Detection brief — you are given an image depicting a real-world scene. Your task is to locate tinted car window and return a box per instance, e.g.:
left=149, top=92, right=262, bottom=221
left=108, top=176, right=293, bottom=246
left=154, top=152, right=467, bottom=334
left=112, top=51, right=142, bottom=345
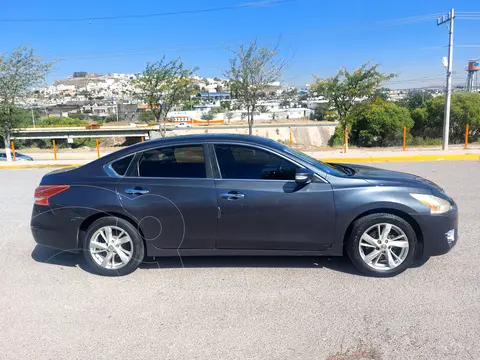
left=138, top=145, right=206, bottom=178
left=214, top=144, right=298, bottom=180
left=110, top=155, right=134, bottom=176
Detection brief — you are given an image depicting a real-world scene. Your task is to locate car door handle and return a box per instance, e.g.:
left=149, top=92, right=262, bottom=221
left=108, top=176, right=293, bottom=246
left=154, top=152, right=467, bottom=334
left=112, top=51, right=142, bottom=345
left=220, top=192, right=245, bottom=200
left=125, top=188, right=149, bottom=195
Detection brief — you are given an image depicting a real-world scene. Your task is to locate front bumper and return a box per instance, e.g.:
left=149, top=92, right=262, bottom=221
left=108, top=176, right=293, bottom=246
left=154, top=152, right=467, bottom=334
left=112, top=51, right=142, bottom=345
left=411, top=207, right=458, bottom=257
left=31, top=205, right=81, bottom=252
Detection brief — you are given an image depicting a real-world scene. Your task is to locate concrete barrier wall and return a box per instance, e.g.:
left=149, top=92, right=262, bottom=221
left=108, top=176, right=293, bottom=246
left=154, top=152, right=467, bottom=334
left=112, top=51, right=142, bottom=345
left=149, top=125, right=336, bottom=147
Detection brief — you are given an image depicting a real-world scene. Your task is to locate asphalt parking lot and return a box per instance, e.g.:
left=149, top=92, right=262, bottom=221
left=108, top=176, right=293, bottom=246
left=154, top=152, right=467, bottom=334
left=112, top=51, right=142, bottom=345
left=0, top=162, right=479, bottom=360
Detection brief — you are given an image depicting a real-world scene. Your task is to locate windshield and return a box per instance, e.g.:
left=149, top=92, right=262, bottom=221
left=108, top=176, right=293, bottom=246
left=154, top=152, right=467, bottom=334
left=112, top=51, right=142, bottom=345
left=274, top=142, right=346, bottom=176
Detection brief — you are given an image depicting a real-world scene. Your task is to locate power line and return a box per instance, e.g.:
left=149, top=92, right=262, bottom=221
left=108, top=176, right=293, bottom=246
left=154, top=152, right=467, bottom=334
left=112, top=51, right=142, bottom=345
left=369, top=13, right=443, bottom=27
left=0, top=0, right=295, bottom=23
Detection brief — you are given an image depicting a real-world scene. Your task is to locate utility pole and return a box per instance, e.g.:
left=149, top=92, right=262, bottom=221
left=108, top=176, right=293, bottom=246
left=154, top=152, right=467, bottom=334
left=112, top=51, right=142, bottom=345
left=437, top=9, right=455, bottom=151
left=31, top=108, right=36, bottom=127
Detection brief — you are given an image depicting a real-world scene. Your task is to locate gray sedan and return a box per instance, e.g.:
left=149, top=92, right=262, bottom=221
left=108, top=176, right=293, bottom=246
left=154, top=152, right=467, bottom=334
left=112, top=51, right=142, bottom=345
left=30, top=134, right=458, bottom=277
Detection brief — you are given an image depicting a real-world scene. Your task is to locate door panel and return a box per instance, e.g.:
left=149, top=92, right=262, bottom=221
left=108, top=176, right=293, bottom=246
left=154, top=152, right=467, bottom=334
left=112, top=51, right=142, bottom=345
left=116, top=178, right=217, bottom=249
left=211, top=143, right=335, bottom=251
left=115, top=144, right=218, bottom=250
left=215, top=179, right=335, bottom=250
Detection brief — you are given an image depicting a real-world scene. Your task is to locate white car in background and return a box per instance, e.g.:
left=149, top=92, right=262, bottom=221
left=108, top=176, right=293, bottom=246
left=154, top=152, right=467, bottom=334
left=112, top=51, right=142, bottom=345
left=174, top=122, right=192, bottom=129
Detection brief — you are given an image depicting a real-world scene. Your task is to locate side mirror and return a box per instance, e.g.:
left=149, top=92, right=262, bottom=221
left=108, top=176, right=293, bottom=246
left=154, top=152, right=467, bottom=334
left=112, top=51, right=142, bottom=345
left=295, top=168, right=314, bottom=184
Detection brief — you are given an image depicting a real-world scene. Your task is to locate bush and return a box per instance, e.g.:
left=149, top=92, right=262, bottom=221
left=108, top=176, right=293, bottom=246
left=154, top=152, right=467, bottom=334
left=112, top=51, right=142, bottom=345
left=415, top=93, right=480, bottom=143
left=348, top=99, right=413, bottom=147
left=36, top=117, right=88, bottom=127
left=73, top=138, right=97, bottom=148
left=68, top=112, right=87, bottom=120
left=328, top=125, right=345, bottom=147
left=407, top=136, right=442, bottom=146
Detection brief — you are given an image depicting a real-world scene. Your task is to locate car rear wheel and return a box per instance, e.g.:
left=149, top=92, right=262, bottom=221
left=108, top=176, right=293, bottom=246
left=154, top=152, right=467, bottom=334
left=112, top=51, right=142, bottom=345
left=346, top=213, right=417, bottom=277
left=83, top=217, right=145, bottom=276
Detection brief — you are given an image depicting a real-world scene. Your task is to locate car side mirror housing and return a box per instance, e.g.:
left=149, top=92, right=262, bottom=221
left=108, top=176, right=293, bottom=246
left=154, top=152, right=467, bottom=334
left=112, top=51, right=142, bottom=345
left=295, top=168, right=314, bottom=184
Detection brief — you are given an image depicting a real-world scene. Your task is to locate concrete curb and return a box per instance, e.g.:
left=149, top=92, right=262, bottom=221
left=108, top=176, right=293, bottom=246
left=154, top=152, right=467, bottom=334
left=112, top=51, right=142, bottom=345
left=0, top=153, right=478, bottom=169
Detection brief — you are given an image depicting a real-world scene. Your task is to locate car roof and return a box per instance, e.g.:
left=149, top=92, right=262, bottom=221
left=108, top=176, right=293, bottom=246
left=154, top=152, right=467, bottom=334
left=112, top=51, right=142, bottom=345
left=153, top=133, right=272, bottom=144
left=131, top=133, right=273, bottom=150
left=92, top=134, right=274, bottom=166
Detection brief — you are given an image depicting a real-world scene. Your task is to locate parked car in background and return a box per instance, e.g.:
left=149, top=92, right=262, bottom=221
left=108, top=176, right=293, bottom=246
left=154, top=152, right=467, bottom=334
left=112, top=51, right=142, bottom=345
left=31, top=134, right=458, bottom=277
left=86, top=123, right=100, bottom=129
left=175, top=122, right=192, bottom=128
left=0, top=151, right=33, bottom=161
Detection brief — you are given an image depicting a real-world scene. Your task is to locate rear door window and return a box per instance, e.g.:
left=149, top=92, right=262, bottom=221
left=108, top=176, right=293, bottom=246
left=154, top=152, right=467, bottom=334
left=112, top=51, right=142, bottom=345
left=138, top=145, right=206, bottom=178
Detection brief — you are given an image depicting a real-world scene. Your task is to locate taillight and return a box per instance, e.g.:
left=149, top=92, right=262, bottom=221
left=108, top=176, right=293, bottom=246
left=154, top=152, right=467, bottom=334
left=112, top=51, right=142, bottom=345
left=34, top=185, right=70, bottom=206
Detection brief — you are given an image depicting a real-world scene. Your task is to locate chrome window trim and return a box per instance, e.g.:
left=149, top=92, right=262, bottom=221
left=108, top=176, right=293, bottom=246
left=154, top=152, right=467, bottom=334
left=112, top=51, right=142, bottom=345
left=121, top=176, right=215, bottom=180
left=103, top=140, right=328, bottom=184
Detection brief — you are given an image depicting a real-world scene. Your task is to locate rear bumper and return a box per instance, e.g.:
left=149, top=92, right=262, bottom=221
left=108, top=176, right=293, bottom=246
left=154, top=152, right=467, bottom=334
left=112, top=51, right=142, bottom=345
left=411, top=207, right=458, bottom=257
left=31, top=205, right=81, bottom=252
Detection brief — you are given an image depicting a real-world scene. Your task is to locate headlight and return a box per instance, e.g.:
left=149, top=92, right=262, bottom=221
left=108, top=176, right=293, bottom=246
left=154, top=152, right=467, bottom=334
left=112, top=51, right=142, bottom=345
left=410, top=193, right=452, bottom=214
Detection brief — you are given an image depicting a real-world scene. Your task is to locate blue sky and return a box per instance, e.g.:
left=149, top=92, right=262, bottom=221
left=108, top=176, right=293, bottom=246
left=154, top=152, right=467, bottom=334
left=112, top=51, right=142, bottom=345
left=1, top=0, right=478, bottom=88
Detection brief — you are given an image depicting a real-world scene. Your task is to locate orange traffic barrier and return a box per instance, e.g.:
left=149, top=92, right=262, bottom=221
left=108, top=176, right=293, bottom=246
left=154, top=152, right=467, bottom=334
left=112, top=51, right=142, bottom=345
left=403, top=126, right=407, bottom=151
left=52, top=140, right=57, bottom=160
left=96, top=139, right=100, bottom=159
left=10, top=141, right=16, bottom=161
left=289, top=130, right=293, bottom=148
left=465, top=124, right=469, bottom=149
left=141, top=136, right=144, bottom=142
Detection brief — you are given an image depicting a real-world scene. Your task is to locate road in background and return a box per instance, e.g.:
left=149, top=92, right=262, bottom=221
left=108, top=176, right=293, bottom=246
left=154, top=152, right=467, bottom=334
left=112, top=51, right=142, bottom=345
left=0, top=162, right=479, bottom=359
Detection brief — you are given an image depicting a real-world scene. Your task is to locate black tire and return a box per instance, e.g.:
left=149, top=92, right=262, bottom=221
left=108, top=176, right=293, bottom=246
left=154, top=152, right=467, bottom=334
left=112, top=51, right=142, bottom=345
left=83, top=216, right=145, bottom=276
left=346, top=213, right=417, bottom=277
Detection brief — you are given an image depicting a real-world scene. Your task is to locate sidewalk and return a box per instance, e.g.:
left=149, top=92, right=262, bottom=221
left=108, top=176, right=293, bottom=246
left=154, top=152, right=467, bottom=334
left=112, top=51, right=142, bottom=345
left=1, top=146, right=479, bottom=169
left=309, top=146, right=480, bottom=162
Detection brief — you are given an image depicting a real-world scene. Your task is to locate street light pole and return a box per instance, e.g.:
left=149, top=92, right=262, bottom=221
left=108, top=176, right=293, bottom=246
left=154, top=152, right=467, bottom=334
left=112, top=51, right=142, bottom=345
left=437, top=9, right=455, bottom=151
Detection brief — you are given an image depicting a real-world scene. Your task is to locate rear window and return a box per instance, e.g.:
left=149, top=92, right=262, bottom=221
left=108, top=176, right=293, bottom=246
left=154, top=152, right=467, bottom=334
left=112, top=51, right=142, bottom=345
left=138, top=145, right=206, bottom=178
left=110, top=155, right=134, bottom=176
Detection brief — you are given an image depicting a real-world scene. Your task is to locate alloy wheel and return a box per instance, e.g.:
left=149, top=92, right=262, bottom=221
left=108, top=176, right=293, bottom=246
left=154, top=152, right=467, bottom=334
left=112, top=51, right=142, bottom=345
left=358, top=223, right=409, bottom=271
left=89, top=226, right=133, bottom=270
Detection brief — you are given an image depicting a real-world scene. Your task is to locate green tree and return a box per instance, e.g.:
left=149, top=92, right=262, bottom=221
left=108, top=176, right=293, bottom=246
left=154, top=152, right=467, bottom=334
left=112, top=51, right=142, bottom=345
left=0, top=46, right=55, bottom=160
left=419, top=93, right=480, bottom=143
left=310, top=103, right=328, bottom=121
left=133, top=57, right=198, bottom=137
left=138, top=110, right=156, bottom=123
left=220, top=100, right=231, bottom=111
left=225, top=111, right=234, bottom=125
left=410, top=107, right=428, bottom=137
left=201, top=111, right=214, bottom=121
left=311, top=62, right=396, bottom=151
left=225, top=40, right=289, bottom=135
left=256, top=105, right=269, bottom=114
left=372, top=87, right=391, bottom=101
left=398, top=91, right=433, bottom=111
left=331, top=99, right=413, bottom=147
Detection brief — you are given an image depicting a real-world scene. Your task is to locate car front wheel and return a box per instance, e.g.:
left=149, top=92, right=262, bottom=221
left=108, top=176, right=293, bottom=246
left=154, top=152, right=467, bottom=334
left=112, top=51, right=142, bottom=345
left=83, top=217, right=145, bottom=276
left=346, top=213, right=417, bottom=277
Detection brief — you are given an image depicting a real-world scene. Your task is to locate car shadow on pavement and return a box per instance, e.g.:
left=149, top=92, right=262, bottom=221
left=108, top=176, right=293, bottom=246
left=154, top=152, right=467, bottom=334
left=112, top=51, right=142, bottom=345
left=140, top=255, right=360, bottom=273
left=31, top=245, right=82, bottom=268
left=31, top=245, right=430, bottom=277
